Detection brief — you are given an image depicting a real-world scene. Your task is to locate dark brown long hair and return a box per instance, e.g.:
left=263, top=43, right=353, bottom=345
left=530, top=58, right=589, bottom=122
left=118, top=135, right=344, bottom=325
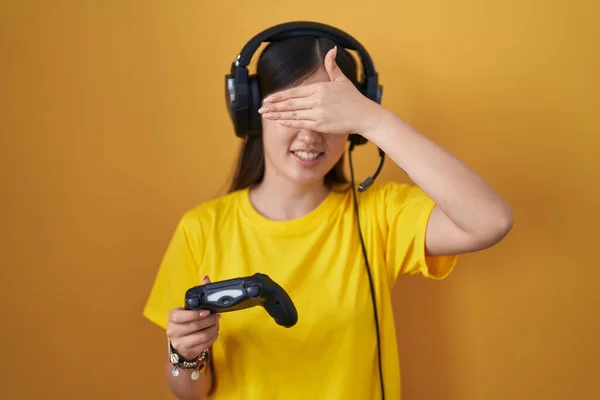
left=227, top=37, right=360, bottom=193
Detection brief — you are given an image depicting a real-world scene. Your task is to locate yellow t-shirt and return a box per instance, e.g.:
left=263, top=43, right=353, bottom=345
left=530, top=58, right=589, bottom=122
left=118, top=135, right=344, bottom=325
left=143, top=181, right=457, bottom=399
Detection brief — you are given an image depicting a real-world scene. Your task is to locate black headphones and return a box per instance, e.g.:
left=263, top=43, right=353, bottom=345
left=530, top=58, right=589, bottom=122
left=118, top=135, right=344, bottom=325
left=224, top=22, right=387, bottom=399
left=224, top=20, right=383, bottom=148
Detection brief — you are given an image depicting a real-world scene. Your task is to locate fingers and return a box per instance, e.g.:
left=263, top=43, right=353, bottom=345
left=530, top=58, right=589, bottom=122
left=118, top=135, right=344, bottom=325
left=324, top=45, right=339, bottom=82
left=170, top=323, right=220, bottom=359
left=276, top=120, right=318, bottom=130
left=259, top=97, right=315, bottom=114
left=168, top=274, right=214, bottom=328
left=168, top=313, right=220, bottom=338
left=183, top=332, right=220, bottom=356
left=325, top=45, right=347, bottom=83
left=167, top=275, right=220, bottom=359
left=176, top=323, right=220, bottom=350
left=169, top=307, right=206, bottom=325
left=261, top=109, right=315, bottom=122
left=262, top=84, right=317, bottom=104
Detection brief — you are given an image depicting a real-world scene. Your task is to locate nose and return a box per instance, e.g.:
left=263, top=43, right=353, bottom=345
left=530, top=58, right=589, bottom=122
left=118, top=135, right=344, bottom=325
left=298, top=130, right=323, bottom=144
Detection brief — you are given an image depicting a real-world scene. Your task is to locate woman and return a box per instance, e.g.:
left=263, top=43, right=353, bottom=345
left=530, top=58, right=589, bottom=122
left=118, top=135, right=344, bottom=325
left=143, top=35, right=513, bottom=399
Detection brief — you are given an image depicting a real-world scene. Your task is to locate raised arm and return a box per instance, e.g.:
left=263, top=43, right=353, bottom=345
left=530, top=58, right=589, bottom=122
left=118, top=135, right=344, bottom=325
left=363, top=111, right=513, bottom=256
left=258, top=45, right=513, bottom=256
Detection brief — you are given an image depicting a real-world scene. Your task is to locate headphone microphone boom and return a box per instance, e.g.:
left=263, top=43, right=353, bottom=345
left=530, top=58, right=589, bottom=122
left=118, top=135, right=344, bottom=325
left=355, top=145, right=386, bottom=192
left=224, top=21, right=387, bottom=399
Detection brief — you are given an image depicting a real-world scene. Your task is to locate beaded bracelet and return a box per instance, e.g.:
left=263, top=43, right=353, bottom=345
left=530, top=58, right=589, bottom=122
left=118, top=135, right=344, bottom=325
left=168, top=339, right=210, bottom=381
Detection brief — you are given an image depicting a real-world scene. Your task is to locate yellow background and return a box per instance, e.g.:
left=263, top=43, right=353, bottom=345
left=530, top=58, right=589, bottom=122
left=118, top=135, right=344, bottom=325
left=2, top=1, right=598, bottom=399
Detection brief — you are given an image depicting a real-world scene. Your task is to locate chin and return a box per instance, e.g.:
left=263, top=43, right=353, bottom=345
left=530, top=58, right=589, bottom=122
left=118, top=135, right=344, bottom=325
left=284, top=152, right=333, bottom=185
left=287, top=172, right=326, bottom=186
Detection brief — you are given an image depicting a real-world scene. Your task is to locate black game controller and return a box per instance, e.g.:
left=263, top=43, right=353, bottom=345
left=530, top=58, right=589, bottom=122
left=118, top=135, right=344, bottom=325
left=184, top=273, right=298, bottom=328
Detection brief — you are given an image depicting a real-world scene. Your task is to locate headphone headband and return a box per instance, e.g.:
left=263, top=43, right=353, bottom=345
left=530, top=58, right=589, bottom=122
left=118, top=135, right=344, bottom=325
left=232, top=21, right=377, bottom=80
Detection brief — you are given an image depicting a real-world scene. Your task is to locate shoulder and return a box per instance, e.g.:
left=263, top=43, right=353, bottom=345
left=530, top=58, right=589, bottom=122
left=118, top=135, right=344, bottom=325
left=176, top=189, right=246, bottom=234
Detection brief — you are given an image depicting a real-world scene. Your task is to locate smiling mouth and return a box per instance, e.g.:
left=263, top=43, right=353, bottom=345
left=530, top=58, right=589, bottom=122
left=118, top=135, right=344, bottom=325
left=290, top=150, right=324, bottom=161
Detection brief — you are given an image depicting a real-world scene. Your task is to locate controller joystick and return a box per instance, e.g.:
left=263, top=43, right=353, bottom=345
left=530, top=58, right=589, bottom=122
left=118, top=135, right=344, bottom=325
left=184, top=273, right=298, bottom=328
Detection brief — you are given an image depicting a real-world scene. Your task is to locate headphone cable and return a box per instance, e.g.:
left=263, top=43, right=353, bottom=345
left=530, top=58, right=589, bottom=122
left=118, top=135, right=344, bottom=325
left=348, top=142, right=385, bottom=400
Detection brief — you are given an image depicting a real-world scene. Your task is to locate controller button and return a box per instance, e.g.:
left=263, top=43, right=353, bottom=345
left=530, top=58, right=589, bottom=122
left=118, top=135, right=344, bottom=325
left=187, top=298, right=200, bottom=308
left=247, top=285, right=260, bottom=299
left=219, top=296, right=234, bottom=306
left=207, top=289, right=243, bottom=302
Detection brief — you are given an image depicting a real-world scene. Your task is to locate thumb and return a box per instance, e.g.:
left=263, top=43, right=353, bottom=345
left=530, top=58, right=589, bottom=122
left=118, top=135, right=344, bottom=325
left=201, top=275, right=211, bottom=285
left=325, top=46, right=347, bottom=82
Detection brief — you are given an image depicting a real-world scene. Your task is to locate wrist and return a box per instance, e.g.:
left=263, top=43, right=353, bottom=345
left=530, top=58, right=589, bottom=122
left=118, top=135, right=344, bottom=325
left=359, top=107, right=398, bottom=144
left=168, top=339, right=210, bottom=381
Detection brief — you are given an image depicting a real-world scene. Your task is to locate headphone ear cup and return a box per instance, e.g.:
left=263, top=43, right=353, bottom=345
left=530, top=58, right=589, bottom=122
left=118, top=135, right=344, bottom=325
left=224, top=74, right=239, bottom=135
left=225, top=73, right=252, bottom=139
left=248, top=75, right=262, bottom=137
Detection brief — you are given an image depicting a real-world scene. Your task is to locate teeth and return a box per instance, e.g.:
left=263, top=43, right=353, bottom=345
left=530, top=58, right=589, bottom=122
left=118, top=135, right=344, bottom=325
left=293, top=151, right=320, bottom=161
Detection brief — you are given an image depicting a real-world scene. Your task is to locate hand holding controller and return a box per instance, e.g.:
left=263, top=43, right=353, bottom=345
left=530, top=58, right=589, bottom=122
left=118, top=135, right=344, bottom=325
left=184, top=273, right=298, bottom=328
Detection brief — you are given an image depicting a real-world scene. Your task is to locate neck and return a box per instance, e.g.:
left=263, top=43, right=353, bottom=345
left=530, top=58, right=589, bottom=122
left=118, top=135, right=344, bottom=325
left=249, top=175, right=330, bottom=221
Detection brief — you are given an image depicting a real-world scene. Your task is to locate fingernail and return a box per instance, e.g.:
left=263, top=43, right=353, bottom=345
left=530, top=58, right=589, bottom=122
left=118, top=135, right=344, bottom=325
left=199, top=310, right=210, bottom=318
left=263, top=95, right=274, bottom=103
left=258, top=107, right=269, bottom=113
left=202, top=275, right=209, bottom=281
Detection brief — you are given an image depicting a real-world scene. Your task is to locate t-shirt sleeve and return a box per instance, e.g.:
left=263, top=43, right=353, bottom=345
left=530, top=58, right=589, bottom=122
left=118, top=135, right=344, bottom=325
left=381, top=182, right=458, bottom=286
left=142, top=214, right=203, bottom=330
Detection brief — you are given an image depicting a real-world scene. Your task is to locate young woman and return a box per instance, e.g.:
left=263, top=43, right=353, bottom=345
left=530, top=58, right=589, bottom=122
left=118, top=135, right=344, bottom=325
left=143, top=35, right=513, bottom=400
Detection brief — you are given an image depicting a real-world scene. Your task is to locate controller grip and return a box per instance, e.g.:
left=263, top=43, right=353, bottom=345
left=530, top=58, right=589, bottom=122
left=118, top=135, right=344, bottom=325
left=258, top=275, right=298, bottom=328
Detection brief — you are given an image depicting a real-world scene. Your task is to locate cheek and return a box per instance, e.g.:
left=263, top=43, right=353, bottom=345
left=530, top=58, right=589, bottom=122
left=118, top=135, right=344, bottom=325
left=261, top=120, right=297, bottom=158
left=325, top=135, right=349, bottom=158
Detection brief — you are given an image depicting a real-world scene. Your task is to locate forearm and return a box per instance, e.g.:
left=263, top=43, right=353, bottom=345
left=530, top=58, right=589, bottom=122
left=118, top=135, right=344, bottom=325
left=164, top=354, right=213, bottom=400
left=365, top=110, right=513, bottom=236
